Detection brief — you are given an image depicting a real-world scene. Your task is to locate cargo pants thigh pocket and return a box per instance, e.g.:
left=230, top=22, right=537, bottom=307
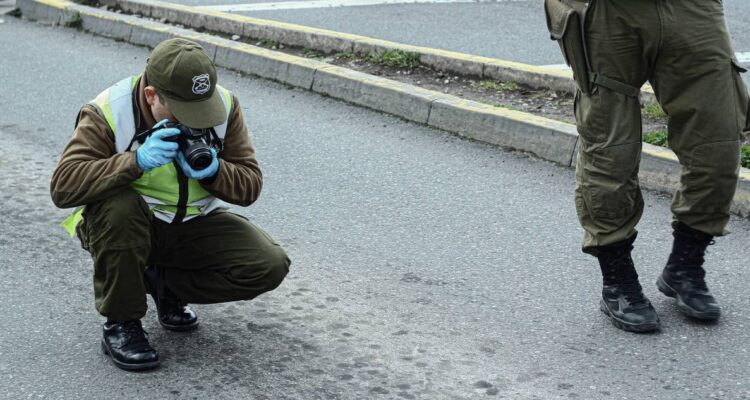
left=544, top=0, right=592, bottom=94
left=730, top=58, right=750, bottom=139
left=575, top=89, right=609, bottom=144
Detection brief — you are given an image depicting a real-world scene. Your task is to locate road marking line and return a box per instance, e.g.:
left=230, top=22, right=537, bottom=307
left=198, top=0, right=527, bottom=12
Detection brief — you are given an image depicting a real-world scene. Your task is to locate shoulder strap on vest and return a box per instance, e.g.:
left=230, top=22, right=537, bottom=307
left=89, top=76, right=139, bottom=152
left=213, top=85, right=233, bottom=140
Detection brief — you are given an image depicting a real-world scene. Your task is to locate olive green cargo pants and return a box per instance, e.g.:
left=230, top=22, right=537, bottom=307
left=77, top=188, right=290, bottom=321
left=573, top=0, right=749, bottom=254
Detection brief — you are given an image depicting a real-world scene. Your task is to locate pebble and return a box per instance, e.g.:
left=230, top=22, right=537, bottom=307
left=231, top=34, right=240, bottom=41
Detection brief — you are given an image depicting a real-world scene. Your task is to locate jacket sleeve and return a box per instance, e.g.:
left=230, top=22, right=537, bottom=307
left=199, top=95, right=263, bottom=206
left=50, top=105, right=144, bottom=208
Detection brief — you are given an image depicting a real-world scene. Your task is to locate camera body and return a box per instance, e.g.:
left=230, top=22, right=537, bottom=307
left=162, top=122, right=214, bottom=171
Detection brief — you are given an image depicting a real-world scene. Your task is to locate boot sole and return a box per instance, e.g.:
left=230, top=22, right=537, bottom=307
left=656, top=276, right=721, bottom=321
left=101, top=340, right=161, bottom=371
left=599, top=300, right=661, bottom=333
left=160, top=319, right=199, bottom=332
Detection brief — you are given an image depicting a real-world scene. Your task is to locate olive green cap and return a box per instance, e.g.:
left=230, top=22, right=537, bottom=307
left=145, top=38, right=226, bottom=129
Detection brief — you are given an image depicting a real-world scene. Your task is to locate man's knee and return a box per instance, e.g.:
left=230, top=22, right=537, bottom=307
left=259, top=245, right=290, bottom=292
left=83, top=188, right=151, bottom=249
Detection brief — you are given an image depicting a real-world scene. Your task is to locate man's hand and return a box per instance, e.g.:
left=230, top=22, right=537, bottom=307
left=136, top=119, right=181, bottom=171
left=177, top=148, right=220, bottom=180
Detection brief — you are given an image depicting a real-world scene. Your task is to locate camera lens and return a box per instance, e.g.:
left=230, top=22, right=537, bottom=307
left=185, top=144, right=213, bottom=171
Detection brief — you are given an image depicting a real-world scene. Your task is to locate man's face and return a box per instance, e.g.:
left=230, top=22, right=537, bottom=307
left=144, top=86, right=176, bottom=123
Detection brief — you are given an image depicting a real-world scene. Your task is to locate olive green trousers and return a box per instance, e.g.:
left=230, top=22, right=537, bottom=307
left=573, top=0, right=749, bottom=254
left=77, top=188, right=290, bottom=321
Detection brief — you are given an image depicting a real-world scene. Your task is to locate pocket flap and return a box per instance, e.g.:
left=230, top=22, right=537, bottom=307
left=731, top=57, right=748, bottom=73
left=544, top=0, right=576, bottom=40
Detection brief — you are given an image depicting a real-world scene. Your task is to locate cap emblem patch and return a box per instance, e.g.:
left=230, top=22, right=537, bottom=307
left=192, top=74, right=211, bottom=95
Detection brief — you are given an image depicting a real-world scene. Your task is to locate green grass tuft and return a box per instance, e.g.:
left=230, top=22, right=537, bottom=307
left=473, top=80, right=519, bottom=91
left=643, top=103, right=666, bottom=119
left=260, top=38, right=279, bottom=48
left=741, top=146, right=750, bottom=169
left=333, top=51, right=355, bottom=60
left=368, top=50, right=420, bottom=69
left=64, top=12, right=83, bottom=28
left=643, top=129, right=668, bottom=147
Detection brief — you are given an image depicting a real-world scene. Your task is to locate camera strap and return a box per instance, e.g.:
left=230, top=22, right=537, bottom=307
left=125, top=128, right=155, bottom=152
left=207, top=127, right=223, bottom=154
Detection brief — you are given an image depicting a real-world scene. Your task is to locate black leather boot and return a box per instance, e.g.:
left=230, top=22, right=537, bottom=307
left=144, top=266, right=199, bottom=331
left=101, top=320, right=160, bottom=371
left=597, top=235, right=660, bottom=333
left=656, top=223, right=721, bottom=320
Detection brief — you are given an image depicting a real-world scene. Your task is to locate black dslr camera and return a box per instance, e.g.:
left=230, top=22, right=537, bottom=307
left=130, top=122, right=221, bottom=171
left=161, top=122, right=214, bottom=171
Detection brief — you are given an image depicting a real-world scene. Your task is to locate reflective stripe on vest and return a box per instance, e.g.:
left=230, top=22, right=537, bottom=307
left=61, top=76, right=233, bottom=236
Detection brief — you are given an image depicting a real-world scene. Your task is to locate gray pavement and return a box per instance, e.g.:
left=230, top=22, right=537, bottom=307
left=2, top=16, right=750, bottom=400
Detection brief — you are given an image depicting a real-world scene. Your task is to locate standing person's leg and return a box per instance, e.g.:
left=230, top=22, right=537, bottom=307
left=148, top=210, right=290, bottom=308
left=649, top=0, right=748, bottom=320
left=572, top=0, right=660, bottom=332
left=78, top=188, right=159, bottom=371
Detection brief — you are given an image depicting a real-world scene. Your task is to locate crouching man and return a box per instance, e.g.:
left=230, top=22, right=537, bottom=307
left=50, top=38, right=290, bottom=371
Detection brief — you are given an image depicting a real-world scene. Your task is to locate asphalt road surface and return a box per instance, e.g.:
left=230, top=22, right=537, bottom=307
left=2, top=16, right=750, bottom=400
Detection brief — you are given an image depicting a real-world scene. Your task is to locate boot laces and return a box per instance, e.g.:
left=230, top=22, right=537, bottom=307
left=121, top=320, right=150, bottom=348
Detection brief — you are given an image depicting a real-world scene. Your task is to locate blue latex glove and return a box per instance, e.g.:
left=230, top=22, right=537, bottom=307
left=177, top=148, right=220, bottom=180
left=136, top=119, right=181, bottom=171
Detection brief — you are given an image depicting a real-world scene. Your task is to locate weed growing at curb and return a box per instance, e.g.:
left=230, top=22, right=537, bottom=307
left=474, top=80, right=518, bottom=92
left=368, top=50, right=420, bottom=69
left=333, top=51, right=355, bottom=60
left=643, top=102, right=666, bottom=119
left=742, top=147, right=750, bottom=169
left=643, top=129, right=668, bottom=147
left=254, top=38, right=280, bottom=49
left=7, top=8, right=22, bottom=18
left=64, top=12, right=82, bottom=28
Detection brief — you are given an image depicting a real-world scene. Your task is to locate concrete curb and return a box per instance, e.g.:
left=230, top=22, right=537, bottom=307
left=16, top=0, right=750, bottom=218
left=100, top=0, right=657, bottom=103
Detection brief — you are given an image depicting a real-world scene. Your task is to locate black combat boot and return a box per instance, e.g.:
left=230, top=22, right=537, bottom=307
left=597, top=235, right=660, bottom=333
left=101, top=320, right=160, bottom=371
left=144, top=266, right=199, bottom=331
left=656, top=222, right=721, bottom=320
